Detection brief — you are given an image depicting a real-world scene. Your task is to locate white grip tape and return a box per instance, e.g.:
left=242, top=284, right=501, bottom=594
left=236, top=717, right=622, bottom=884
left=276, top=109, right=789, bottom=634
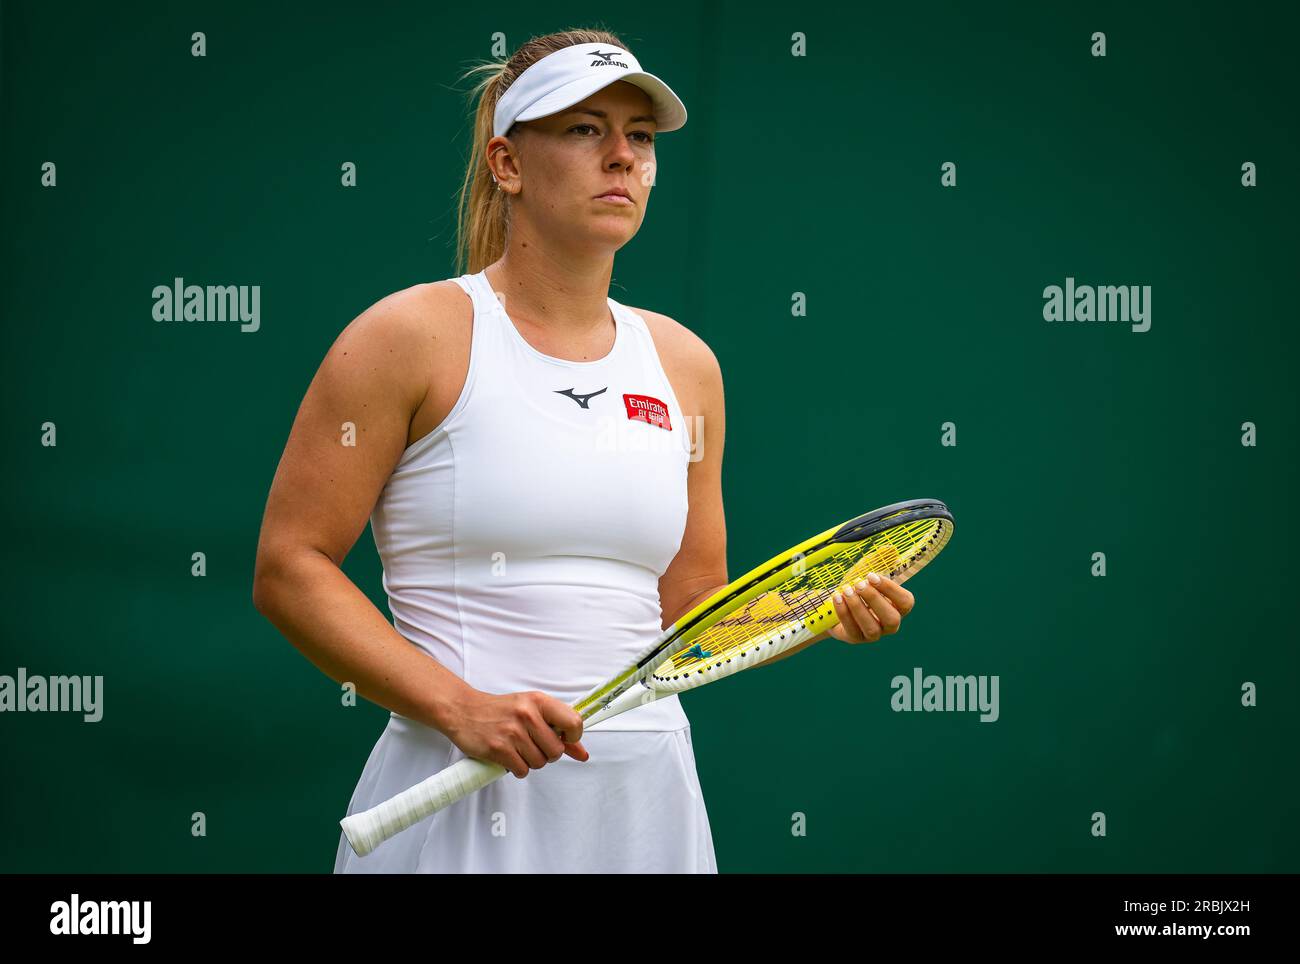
left=340, top=756, right=506, bottom=857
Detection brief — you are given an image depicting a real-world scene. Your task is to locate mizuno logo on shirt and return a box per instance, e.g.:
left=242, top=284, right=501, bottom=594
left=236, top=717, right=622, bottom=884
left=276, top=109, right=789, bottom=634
left=554, top=387, right=608, bottom=409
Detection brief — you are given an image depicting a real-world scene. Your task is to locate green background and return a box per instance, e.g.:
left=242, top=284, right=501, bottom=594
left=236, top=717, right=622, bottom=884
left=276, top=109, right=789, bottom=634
left=2, top=1, right=1296, bottom=873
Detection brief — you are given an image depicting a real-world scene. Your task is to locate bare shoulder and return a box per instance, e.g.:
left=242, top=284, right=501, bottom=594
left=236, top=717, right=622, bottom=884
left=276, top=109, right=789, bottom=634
left=335, top=279, right=469, bottom=358
left=625, top=305, right=723, bottom=418
left=629, top=305, right=720, bottom=374
left=321, top=279, right=473, bottom=445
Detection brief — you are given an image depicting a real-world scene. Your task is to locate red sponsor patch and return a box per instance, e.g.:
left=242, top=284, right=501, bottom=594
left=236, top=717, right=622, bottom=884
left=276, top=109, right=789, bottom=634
left=623, top=393, right=672, bottom=431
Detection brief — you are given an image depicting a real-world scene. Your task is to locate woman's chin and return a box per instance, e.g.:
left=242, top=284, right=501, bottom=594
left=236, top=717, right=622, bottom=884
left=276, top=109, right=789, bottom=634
left=585, top=222, right=640, bottom=248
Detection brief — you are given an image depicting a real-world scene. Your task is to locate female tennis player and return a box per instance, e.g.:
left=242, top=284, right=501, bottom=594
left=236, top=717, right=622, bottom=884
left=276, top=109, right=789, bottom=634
left=252, top=27, right=917, bottom=873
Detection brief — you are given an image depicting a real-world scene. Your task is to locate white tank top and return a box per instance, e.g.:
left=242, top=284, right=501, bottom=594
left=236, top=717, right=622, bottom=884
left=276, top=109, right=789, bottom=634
left=369, top=269, right=692, bottom=730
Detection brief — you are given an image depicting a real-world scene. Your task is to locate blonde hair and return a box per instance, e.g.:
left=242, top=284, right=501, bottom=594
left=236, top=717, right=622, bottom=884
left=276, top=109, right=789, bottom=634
left=453, top=27, right=630, bottom=276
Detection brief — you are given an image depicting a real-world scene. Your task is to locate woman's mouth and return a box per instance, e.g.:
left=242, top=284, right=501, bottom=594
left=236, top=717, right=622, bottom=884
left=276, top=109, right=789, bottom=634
left=595, top=193, right=633, bottom=205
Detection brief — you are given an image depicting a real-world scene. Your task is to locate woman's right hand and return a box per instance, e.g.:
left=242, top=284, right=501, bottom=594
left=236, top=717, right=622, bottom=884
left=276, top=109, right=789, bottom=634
left=443, top=688, right=589, bottom=778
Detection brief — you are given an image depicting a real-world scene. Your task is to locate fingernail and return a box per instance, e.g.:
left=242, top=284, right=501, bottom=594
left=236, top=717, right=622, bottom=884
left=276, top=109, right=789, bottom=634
left=868, top=571, right=881, bottom=585
left=844, top=586, right=856, bottom=597
left=833, top=592, right=843, bottom=605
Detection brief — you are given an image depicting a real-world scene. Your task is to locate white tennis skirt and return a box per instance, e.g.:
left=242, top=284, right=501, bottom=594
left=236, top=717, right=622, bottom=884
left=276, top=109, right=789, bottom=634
left=333, top=713, right=718, bottom=873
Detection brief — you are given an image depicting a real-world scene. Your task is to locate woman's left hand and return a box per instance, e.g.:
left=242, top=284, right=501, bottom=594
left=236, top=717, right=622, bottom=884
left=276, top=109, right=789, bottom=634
left=829, top=572, right=915, bottom=644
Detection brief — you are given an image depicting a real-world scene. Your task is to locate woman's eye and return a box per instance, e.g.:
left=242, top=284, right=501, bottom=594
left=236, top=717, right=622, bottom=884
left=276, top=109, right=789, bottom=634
left=569, top=125, right=653, bottom=144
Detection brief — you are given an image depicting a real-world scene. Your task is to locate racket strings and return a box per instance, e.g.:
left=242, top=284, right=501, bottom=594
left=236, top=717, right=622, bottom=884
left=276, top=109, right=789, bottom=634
left=659, top=517, right=951, bottom=678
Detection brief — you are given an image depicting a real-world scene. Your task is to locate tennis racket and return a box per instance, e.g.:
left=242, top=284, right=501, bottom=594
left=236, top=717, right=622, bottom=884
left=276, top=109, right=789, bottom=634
left=340, top=497, right=955, bottom=857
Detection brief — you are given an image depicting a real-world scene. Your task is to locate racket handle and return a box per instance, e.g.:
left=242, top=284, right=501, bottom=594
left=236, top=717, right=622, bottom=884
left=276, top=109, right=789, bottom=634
left=340, top=756, right=506, bottom=857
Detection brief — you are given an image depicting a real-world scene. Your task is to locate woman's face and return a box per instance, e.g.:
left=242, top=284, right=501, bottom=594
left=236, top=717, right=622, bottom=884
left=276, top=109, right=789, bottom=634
left=495, top=81, right=659, bottom=254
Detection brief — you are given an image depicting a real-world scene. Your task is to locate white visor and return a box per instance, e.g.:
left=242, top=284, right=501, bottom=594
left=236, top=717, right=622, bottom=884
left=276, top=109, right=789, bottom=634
left=493, top=42, right=687, bottom=139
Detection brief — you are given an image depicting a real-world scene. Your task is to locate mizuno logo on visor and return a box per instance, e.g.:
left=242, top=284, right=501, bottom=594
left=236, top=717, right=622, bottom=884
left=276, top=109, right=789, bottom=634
left=589, top=50, right=628, bottom=67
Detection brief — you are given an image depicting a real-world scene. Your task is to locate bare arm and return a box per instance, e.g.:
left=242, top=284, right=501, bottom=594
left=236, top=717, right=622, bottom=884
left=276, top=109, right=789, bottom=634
left=252, top=286, right=472, bottom=729
left=654, top=336, right=823, bottom=668
left=652, top=326, right=890, bottom=671
left=253, top=285, right=584, bottom=777
left=657, top=332, right=729, bottom=630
